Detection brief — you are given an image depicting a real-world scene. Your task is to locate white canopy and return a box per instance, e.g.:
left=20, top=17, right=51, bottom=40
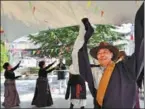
left=1, top=1, right=143, bottom=42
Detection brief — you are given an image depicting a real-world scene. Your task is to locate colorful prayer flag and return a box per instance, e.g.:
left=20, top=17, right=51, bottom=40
left=32, top=6, right=36, bottom=14
left=101, top=10, right=104, bottom=17
left=87, top=1, right=91, bottom=8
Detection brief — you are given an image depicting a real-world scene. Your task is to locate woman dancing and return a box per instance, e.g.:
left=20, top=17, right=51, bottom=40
left=31, top=60, right=57, bottom=107
left=2, top=61, right=21, bottom=108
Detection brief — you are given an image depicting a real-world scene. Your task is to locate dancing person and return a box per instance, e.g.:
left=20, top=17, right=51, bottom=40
left=79, top=3, right=144, bottom=108
left=65, top=17, right=94, bottom=109
left=31, top=60, right=57, bottom=107
left=65, top=65, right=86, bottom=109
left=2, top=61, right=22, bottom=108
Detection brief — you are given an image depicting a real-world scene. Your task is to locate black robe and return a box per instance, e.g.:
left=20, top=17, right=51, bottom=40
left=31, top=63, right=55, bottom=107
left=65, top=75, right=86, bottom=99
left=79, top=3, right=144, bottom=108
left=78, top=18, right=95, bottom=96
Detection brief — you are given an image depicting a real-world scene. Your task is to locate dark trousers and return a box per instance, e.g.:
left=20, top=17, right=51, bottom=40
left=93, top=89, right=101, bottom=109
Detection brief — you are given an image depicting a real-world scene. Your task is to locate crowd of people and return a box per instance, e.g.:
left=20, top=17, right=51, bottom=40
left=1, top=3, right=144, bottom=109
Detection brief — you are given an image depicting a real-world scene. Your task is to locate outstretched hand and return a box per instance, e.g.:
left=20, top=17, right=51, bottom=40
left=82, top=18, right=89, bottom=30
left=81, top=18, right=94, bottom=32
left=82, top=18, right=88, bottom=24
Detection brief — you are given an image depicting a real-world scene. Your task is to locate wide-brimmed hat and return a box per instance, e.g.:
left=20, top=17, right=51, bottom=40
left=90, top=42, right=119, bottom=61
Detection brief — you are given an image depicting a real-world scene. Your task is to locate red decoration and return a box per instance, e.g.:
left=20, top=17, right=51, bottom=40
left=130, top=35, right=134, bottom=40
left=101, top=10, right=104, bottom=17
left=0, top=29, right=4, bottom=33
left=76, top=84, right=82, bottom=98
left=32, top=6, right=36, bottom=14
left=0, top=27, right=4, bottom=33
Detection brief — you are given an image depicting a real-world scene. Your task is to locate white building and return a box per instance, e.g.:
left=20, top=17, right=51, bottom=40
left=9, top=35, right=41, bottom=67
left=111, top=23, right=135, bottom=56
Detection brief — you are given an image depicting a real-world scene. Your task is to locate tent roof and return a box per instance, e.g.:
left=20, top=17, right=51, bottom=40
left=1, top=1, right=143, bottom=42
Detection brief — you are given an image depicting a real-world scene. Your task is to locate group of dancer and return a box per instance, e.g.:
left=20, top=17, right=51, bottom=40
left=2, top=60, right=56, bottom=108
left=2, top=3, right=144, bottom=109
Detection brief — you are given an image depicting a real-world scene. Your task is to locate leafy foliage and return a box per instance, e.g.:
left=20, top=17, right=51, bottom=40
left=88, top=24, right=123, bottom=48
left=0, top=40, right=9, bottom=72
left=28, top=25, right=124, bottom=65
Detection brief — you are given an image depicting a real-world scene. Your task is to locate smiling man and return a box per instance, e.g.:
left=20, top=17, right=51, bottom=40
left=86, top=3, right=144, bottom=108
left=90, top=42, right=119, bottom=108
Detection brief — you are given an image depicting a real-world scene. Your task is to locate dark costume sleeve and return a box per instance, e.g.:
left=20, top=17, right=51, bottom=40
left=38, top=67, right=56, bottom=77
left=44, top=62, right=55, bottom=70
left=82, top=18, right=94, bottom=43
left=122, top=3, right=144, bottom=80
left=4, top=71, right=21, bottom=80
left=78, top=18, right=95, bottom=97
left=11, top=62, right=20, bottom=71
left=46, top=67, right=56, bottom=73
left=14, top=76, right=21, bottom=79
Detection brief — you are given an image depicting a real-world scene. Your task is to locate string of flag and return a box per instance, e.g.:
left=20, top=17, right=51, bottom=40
left=28, top=1, right=51, bottom=30
left=86, top=1, right=105, bottom=17
left=87, top=0, right=91, bottom=8
left=28, top=1, right=36, bottom=15
left=28, top=1, right=41, bottom=32
left=9, top=46, right=71, bottom=55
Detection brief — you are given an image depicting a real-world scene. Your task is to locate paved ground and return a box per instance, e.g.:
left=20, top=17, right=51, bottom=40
left=1, top=79, right=144, bottom=108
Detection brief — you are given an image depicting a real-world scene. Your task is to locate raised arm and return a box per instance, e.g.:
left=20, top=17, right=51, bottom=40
left=71, top=21, right=86, bottom=74
left=134, top=3, right=144, bottom=78
left=82, top=18, right=94, bottom=43
left=44, top=61, right=56, bottom=70
left=11, top=61, right=21, bottom=71
left=4, top=71, right=21, bottom=80
left=46, top=67, right=56, bottom=73
left=123, top=3, right=144, bottom=79
left=74, top=18, right=94, bottom=96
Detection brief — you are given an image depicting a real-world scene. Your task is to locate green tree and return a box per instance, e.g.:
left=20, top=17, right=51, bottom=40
left=28, top=25, right=124, bottom=65
left=29, top=26, right=79, bottom=65
left=0, top=40, right=9, bottom=72
left=88, top=24, right=123, bottom=48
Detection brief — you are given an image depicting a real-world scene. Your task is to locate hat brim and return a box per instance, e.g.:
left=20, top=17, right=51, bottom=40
left=90, top=45, right=119, bottom=61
